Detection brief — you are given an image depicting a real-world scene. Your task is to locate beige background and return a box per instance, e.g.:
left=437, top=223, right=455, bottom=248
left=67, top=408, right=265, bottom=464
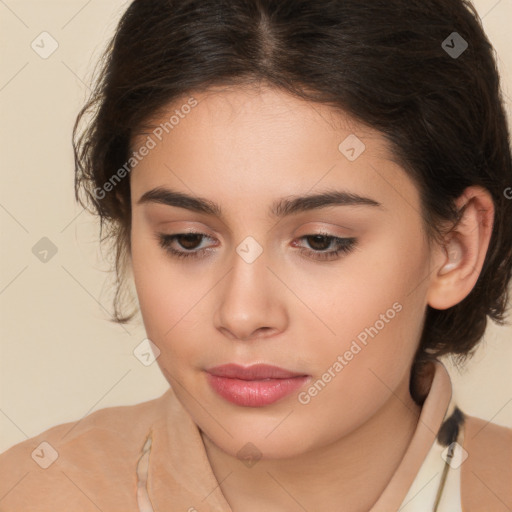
left=1, top=0, right=511, bottom=454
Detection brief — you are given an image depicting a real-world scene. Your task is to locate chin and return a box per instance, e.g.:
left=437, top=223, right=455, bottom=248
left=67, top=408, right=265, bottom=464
left=201, top=419, right=319, bottom=461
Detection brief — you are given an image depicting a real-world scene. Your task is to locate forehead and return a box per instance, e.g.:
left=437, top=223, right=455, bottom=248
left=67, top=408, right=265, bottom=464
left=129, top=85, right=421, bottom=221
left=131, top=84, right=392, bottom=158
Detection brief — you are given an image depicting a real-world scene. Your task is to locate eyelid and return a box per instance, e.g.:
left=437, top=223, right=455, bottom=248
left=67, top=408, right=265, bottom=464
left=293, top=222, right=355, bottom=239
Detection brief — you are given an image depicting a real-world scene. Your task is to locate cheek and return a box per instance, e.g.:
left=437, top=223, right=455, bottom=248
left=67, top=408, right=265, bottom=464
left=131, top=231, right=177, bottom=334
left=130, top=230, right=211, bottom=374
left=298, top=228, right=429, bottom=393
left=299, top=227, right=427, bottom=343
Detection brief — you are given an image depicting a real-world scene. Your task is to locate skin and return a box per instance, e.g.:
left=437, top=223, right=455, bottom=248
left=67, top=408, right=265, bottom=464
left=129, top=84, right=494, bottom=511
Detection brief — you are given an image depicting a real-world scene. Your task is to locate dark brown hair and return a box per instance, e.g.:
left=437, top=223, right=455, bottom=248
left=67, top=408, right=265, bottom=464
left=73, top=0, right=512, bottom=386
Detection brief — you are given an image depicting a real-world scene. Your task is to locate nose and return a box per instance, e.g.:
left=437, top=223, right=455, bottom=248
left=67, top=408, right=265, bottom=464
left=213, top=246, right=289, bottom=341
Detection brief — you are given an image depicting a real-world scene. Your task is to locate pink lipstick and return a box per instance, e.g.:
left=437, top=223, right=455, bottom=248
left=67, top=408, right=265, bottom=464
left=205, top=363, right=310, bottom=407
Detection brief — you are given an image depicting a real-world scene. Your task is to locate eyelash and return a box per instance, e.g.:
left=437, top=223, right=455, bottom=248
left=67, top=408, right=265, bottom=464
left=155, top=231, right=358, bottom=262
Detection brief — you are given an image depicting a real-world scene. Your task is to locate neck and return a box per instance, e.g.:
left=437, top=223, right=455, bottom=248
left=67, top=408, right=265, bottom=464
left=201, top=370, right=422, bottom=512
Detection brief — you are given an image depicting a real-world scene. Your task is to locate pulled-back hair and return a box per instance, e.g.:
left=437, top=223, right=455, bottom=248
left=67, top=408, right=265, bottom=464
left=73, top=0, right=512, bottom=386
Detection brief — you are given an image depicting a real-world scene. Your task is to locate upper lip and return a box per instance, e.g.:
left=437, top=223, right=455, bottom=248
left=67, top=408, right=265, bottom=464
left=205, top=363, right=308, bottom=380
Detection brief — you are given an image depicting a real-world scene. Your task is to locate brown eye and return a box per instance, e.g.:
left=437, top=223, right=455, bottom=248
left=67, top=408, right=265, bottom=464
left=304, top=235, right=336, bottom=251
left=155, top=231, right=357, bottom=262
left=293, top=234, right=358, bottom=262
left=156, top=232, right=216, bottom=260
left=174, top=233, right=204, bottom=250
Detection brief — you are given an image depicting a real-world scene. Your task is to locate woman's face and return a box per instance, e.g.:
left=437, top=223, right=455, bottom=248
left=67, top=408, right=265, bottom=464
left=129, top=85, right=437, bottom=459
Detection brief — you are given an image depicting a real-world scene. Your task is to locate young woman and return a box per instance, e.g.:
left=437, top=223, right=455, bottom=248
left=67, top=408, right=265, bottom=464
left=1, top=0, right=511, bottom=510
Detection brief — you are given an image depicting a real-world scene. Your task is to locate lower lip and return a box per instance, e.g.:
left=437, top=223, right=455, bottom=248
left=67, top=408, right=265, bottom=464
left=205, top=373, right=310, bottom=407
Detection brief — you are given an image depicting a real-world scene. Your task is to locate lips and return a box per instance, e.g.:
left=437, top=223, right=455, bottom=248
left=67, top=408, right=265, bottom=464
left=204, top=363, right=311, bottom=407
left=206, top=363, right=308, bottom=380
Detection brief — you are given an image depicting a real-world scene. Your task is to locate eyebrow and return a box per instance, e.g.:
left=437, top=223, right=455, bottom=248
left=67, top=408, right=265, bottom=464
left=137, top=186, right=383, bottom=218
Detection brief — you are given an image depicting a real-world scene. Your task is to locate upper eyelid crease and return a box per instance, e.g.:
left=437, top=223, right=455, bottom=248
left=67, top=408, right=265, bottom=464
left=137, top=186, right=383, bottom=221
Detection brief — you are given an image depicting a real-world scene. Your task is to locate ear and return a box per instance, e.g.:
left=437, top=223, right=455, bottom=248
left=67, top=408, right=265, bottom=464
left=426, top=186, right=495, bottom=310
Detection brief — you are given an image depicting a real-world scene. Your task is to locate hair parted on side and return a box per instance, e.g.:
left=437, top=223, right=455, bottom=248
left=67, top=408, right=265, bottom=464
left=73, top=0, right=512, bottom=386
